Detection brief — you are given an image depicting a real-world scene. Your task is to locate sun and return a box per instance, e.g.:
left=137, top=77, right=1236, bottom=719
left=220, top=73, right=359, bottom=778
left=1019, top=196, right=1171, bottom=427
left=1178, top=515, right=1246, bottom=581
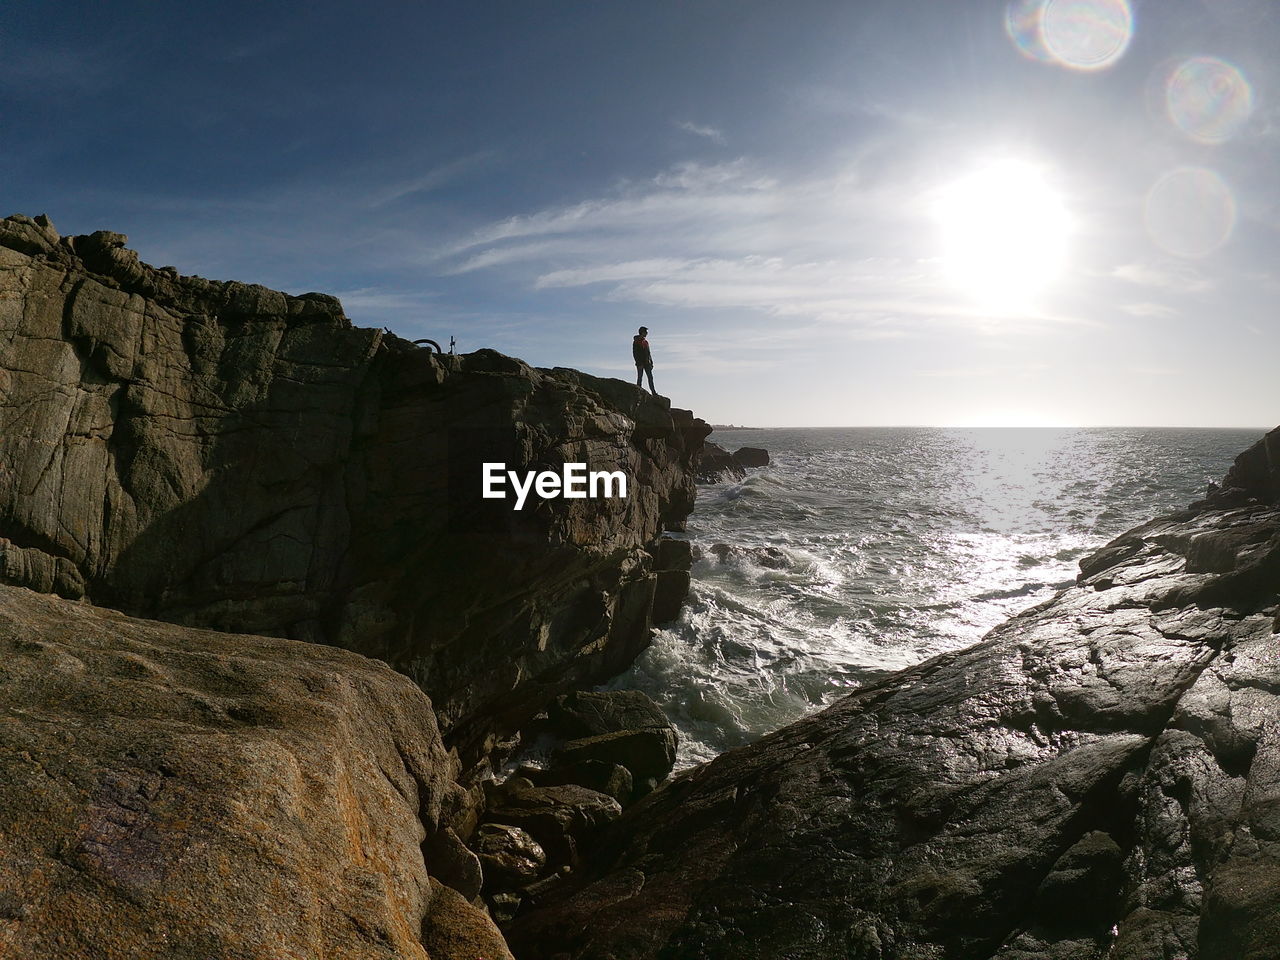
left=935, top=158, right=1071, bottom=312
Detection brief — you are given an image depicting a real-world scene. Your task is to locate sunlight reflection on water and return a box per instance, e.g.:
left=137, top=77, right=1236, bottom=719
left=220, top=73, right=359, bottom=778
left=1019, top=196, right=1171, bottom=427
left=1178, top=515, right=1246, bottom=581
left=615, top=427, right=1259, bottom=768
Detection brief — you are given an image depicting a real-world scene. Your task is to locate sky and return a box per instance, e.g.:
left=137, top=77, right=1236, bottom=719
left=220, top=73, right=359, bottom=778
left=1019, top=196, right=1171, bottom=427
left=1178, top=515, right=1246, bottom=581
left=2, top=0, right=1276, bottom=427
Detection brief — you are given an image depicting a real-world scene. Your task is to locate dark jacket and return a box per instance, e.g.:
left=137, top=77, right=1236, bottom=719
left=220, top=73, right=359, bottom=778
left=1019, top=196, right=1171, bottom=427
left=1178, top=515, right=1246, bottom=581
left=632, top=335, right=652, bottom=367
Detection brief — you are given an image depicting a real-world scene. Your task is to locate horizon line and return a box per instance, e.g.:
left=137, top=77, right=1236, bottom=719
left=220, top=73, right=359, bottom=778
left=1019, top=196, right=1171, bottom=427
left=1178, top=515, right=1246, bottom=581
left=707, top=423, right=1274, bottom=431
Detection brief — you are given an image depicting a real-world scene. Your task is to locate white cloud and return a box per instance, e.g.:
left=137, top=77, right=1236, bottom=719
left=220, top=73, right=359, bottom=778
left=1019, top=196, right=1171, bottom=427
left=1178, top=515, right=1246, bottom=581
left=433, top=157, right=1002, bottom=334
left=1110, top=260, right=1212, bottom=294
left=366, top=153, right=493, bottom=208
left=675, top=120, right=726, bottom=144
left=1120, top=301, right=1179, bottom=318
left=429, top=153, right=1107, bottom=351
left=331, top=287, right=441, bottom=314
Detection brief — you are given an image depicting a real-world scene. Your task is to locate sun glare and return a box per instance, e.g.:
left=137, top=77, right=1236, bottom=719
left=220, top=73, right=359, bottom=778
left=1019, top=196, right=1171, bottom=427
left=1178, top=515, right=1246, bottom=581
left=935, top=158, right=1071, bottom=312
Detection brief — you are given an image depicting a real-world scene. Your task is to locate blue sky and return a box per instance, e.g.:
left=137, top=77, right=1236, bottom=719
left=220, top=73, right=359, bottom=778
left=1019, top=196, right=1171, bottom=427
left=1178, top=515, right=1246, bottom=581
left=3, top=0, right=1276, bottom=427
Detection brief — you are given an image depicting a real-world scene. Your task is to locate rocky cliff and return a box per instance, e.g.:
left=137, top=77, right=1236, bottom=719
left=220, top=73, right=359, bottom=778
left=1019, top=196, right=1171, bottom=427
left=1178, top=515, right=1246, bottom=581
left=508, top=427, right=1280, bottom=960
left=0, top=214, right=709, bottom=765
left=5, top=212, right=1277, bottom=960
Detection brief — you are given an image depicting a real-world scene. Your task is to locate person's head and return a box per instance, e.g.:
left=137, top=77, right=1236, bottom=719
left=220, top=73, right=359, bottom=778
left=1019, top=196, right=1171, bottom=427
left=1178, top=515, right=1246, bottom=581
left=638, top=326, right=648, bottom=336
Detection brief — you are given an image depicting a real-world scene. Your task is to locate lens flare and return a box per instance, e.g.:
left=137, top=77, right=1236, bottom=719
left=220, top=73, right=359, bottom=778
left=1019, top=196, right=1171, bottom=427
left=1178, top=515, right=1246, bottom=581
left=1144, top=167, right=1236, bottom=258
left=1005, top=0, right=1054, bottom=62
left=1005, top=0, right=1133, bottom=71
left=1042, top=0, right=1133, bottom=70
left=1166, top=56, right=1254, bottom=144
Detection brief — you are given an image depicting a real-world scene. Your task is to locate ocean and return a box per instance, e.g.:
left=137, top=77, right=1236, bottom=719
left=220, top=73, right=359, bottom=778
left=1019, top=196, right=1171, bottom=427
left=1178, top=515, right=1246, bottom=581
left=616, top=426, right=1264, bottom=769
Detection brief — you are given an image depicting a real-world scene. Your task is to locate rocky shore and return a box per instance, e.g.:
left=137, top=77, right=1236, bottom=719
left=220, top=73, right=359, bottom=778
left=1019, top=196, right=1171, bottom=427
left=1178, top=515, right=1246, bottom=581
left=507, top=428, right=1280, bottom=960
left=0, top=214, right=705, bottom=957
left=2, top=214, right=1276, bottom=959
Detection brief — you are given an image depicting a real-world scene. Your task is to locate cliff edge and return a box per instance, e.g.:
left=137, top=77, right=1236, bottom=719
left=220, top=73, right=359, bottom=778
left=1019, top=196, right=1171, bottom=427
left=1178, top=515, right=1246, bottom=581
left=0, top=214, right=709, bottom=765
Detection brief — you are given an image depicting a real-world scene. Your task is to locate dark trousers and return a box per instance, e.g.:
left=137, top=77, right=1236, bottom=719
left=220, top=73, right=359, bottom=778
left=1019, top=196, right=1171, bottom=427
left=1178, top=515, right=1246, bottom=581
left=636, top=364, right=655, bottom=394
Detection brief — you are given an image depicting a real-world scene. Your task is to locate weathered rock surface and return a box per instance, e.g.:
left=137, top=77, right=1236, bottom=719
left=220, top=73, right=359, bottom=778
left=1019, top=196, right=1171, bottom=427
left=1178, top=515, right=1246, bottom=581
left=0, top=583, right=511, bottom=960
left=651, top=537, right=693, bottom=624
left=535, top=760, right=634, bottom=806
left=481, top=778, right=623, bottom=871
left=475, top=823, right=548, bottom=891
left=544, top=690, right=679, bottom=799
left=694, top=440, right=745, bottom=483
left=694, top=439, right=770, bottom=482
left=732, top=446, right=769, bottom=468
left=508, top=428, right=1280, bottom=960
left=0, top=214, right=710, bottom=764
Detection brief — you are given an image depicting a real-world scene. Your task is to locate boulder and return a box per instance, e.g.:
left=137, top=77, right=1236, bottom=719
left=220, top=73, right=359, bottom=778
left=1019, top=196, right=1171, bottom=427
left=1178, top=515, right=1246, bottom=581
left=480, top=779, right=622, bottom=869
left=474, top=823, right=547, bottom=891
left=542, top=690, right=679, bottom=795
left=732, top=446, right=770, bottom=468
left=552, top=730, right=678, bottom=798
left=655, top=537, right=693, bottom=572
left=0, top=583, right=510, bottom=960
left=546, top=689, right=673, bottom=741
left=651, top=569, right=691, bottom=623
left=539, top=759, right=634, bottom=806
left=695, top=441, right=746, bottom=483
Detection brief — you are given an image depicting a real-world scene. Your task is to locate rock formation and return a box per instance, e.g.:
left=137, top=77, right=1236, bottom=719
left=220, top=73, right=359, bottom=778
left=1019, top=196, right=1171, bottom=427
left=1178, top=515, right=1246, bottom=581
left=695, top=439, right=770, bottom=482
left=0, top=214, right=709, bottom=766
left=5, top=212, right=1276, bottom=960
left=0, top=583, right=512, bottom=959
left=507, top=427, right=1280, bottom=960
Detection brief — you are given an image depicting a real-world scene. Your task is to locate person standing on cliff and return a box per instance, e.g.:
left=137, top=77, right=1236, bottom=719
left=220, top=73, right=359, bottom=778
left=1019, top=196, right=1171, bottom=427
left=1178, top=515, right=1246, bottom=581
left=633, top=326, right=656, bottom=395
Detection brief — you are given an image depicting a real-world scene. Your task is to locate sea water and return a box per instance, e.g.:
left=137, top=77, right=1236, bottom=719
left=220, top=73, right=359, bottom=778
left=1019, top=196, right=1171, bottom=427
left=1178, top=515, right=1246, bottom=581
left=615, top=427, right=1264, bottom=769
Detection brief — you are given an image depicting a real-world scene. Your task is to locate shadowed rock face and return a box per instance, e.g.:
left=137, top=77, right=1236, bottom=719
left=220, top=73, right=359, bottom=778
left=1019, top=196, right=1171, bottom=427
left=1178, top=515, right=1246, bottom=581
left=0, top=214, right=709, bottom=763
left=507, top=427, right=1280, bottom=960
left=0, top=583, right=512, bottom=960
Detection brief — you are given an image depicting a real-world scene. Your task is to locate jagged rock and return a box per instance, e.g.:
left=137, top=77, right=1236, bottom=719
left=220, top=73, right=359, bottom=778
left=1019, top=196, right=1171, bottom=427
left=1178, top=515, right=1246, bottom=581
left=553, top=731, right=677, bottom=799
left=707, top=542, right=791, bottom=569
left=0, top=583, right=510, bottom=960
left=488, top=891, right=523, bottom=926
left=507, top=429, right=1280, bottom=960
left=0, top=214, right=709, bottom=766
left=652, top=537, right=693, bottom=623
left=421, top=881, right=515, bottom=960
left=695, top=441, right=746, bottom=483
left=539, top=760, right=635, bottom=806
left=652, top=567, right=690, bottom=623
left=474, top=824, right=547, bottom=891
left=694, top=440, right=770, bottom=482
left=424, top=826, right=485, bottom=902
left=481, top=779, right=622, bottom=870
left=732, top=446, right=770, bottom=468
left=1221, top=425, right=1280, bottom=503
left=546, top=689, right=674, bottom=741
left=655, top=537, right=693, bottom=572
left=543, top=690, right=679, bottom=798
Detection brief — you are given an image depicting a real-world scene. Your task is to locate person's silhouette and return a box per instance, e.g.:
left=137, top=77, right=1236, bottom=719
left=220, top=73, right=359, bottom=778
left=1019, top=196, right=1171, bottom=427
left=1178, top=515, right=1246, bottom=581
left=632, top=326, right=656, bottom=395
